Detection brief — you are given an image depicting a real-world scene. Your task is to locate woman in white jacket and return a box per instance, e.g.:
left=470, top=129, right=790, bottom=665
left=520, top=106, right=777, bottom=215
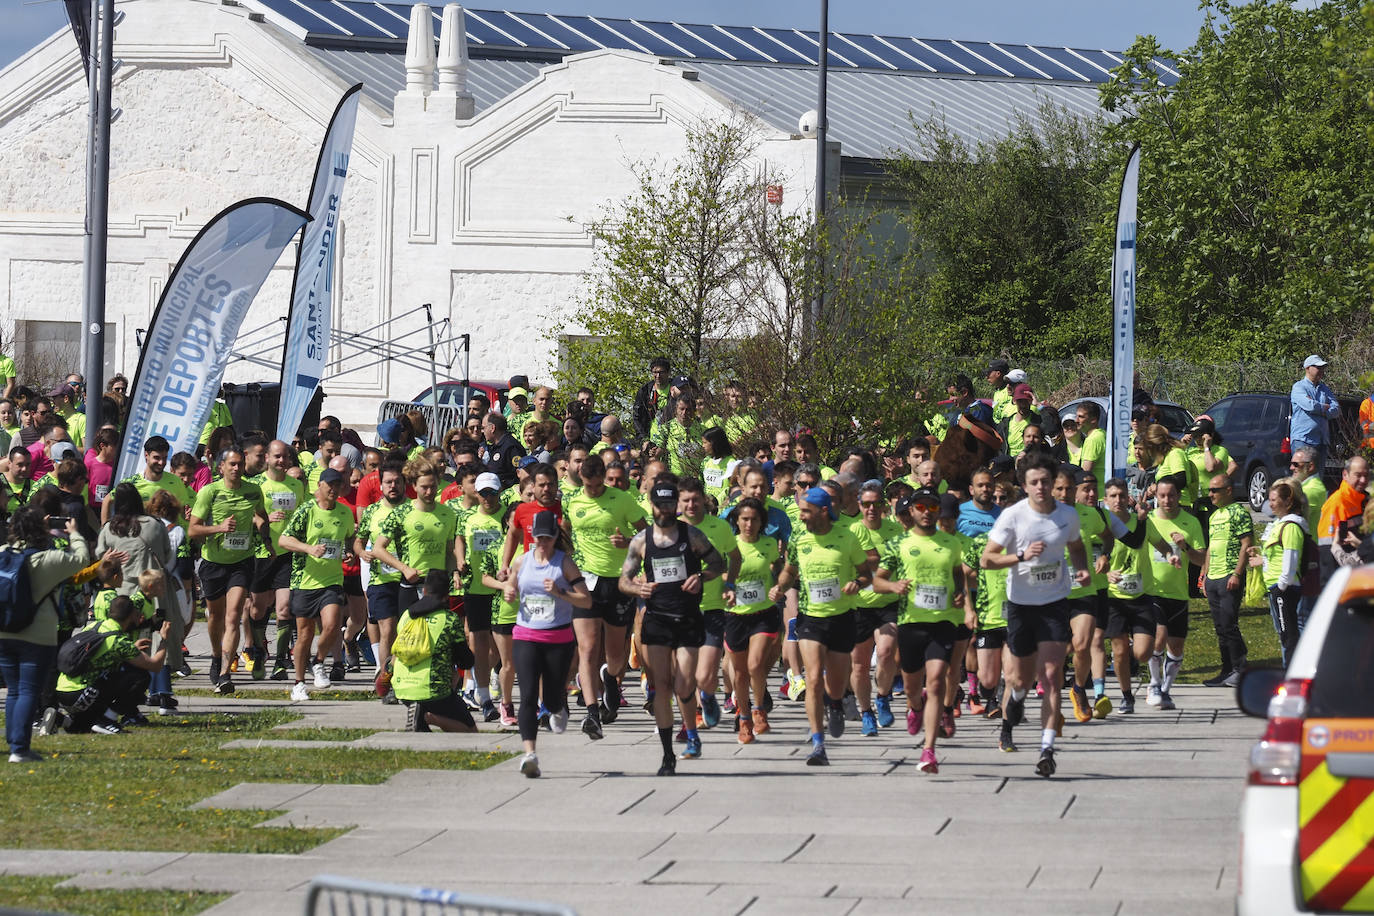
left=1250, top=478, right=1309, bottom=666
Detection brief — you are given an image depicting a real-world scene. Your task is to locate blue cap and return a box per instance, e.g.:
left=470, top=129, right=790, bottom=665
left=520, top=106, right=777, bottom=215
left=518, top=456, right=540, bottom=469
left=802, top=486, right=837, bottom=521
left=377, top=418, right=404, bottom=445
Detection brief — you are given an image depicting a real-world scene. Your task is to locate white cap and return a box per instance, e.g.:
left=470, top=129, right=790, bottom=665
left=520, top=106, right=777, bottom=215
left=1005, top=368, right=1027, bottom=384
left=475, top=472, right=502, bottom=493
left=1303, top=354, right=1328, bottom=369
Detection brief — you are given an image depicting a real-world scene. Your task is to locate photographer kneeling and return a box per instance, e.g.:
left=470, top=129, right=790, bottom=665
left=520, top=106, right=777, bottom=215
left=55, top=596, right=169, bottom=734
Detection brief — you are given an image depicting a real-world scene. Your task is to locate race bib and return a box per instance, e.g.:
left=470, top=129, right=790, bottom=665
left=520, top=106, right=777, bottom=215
left=736, top=580, right=765, bottom=605
left=912, top=584, right=948, bottom=610
left=1028, top=562, right=1059, bottom=585
left=524, top=593, right=556, bottom=623
left=472, top=529, right=499, bottom=553
left=94, top=484, right=109, bottom=502
left=223, top=531, right=251, bottom=552
left=270, top=491, right=297, bottom=512
left=651, top=555, right=686, bottom=583
left=1117, top=573, right=1143, bottom=596
left=704, top=467, right=726, bottom=489
left=584, top=572, right=600, bottom=591
left=320, top=539, right=342, bottom=561
left=808, top=577, right=840, bottom=605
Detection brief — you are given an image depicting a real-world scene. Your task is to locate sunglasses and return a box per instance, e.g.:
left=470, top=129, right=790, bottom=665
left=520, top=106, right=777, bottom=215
left=859, top=500, right=883, bottom=508
left=1208, top=486, right=1229, bottom=493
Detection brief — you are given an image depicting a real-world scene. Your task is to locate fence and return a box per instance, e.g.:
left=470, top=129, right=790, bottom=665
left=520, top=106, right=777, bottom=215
left=303, top=875, right=578, bottom=916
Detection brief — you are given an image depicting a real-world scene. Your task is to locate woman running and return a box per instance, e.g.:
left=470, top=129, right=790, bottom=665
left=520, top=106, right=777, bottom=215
left=725, top=497, right=782, bottom=742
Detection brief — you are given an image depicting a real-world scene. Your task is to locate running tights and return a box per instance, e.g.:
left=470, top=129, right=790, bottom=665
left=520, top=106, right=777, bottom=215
left=513, top=639, right=576, bottom=741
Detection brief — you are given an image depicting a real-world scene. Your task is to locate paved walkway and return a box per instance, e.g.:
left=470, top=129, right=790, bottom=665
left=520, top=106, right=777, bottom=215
left=1, top=662, right=1258, bottom=916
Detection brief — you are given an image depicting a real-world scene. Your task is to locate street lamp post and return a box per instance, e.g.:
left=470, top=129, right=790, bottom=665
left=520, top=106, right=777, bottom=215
left=811, top=0, right=829, bottom=334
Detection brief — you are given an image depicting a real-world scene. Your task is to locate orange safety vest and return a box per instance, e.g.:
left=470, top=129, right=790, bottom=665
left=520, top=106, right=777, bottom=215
left=1317, top=482, right=1367, bottom=545
left=1360, top=397, right=1374, bottom=450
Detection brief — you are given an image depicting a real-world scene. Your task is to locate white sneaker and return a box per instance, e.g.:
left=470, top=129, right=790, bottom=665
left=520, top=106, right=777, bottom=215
left=519, top=752, right=540, bottom=778
left=312, top=662, right=330, bottom=689
left=90, top=722, right=123, bottom=735
left=551, top=706, right=569, bottom=734
left=291, top=682, right=311, bottom=702
left=1146, top=685, right=1163, bottom=707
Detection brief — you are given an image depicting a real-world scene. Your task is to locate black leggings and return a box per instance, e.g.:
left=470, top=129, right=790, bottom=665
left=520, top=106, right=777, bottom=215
left=513, top=638, right=575, bottom=742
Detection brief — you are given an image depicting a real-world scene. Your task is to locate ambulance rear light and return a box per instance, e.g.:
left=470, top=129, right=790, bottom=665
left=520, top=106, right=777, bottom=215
left=1248, top=678, right=1311, bottom=786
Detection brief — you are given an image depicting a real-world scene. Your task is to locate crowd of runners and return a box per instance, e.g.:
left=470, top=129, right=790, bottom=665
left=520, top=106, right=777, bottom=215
left=1, top=353, right=1369, bottom=780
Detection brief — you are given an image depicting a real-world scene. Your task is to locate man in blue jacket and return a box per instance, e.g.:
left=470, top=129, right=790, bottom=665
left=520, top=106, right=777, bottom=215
left=1290, top=355, right=1341, bottom=475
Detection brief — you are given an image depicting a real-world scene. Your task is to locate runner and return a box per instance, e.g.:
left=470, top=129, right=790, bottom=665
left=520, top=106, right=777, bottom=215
left=188, top=447, right=272, bottom=695
left=936, top=492, right=974, bottom=728
left=455, top=470, right=504, bottom=722
left=277, top=468, right=354, bottom=701
left=981, top=453, right=1091, bottom=777
left=1143, top=478, right=1205, bottom=711
left=251, top=440, right=305, bottom=681
left=1065, top=469, right=1122, bottom=722
left=370, top=457, right=461, bottom=637
left=561, top=453, right=647, bottom=739
left=959, top=469, right=1007, bottom=718
left=773, top=486, right=877, bottom=766
left=353, top=457, right=409, bottom=699
left=504, top=510, right=592, bottom=777
left=499, top=462, right=562, bottom=577
left=619, top=475, right=726, bottom=775
left=1102, top=477, right=1155, bottom=714
left=678, top=476, right=740, bottom=731
left=723, top=496, right=782, bottom=742
left=849, top=480, right=902, bottom=736
left=874, top=486, right=973, bottom=773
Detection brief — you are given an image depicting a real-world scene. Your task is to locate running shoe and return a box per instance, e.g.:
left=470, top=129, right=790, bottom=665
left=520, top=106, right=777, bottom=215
left=657, top=755, right=676, bottom=776
left=875, top=694, right=894, bottom=728
left=1119, top=692, right=1136, bottom=714
left=951, top=687, right=963, bottom=719
left=1158, top=691, right=1176, bottom=711
left=1070, top=685, right=1092, bottom=723
left=119, top=712, right=150, bottom=727
left=906, top=705, right=921, bottom=735
left=600, top=663, right=622, bottom=713
left=892, top=674, right=904, bottom=696
left=249, top=648, right=266, bottom=681
left=359, top=639, right=376, bottom=667
left=599, top=697, right=619, bottom=726
left=481, top=699, right=500, bottom=723
left=176, top=661, right=194, bottom=678
left=208, top=657, right=222, bottom=685
left=311, top=662, right=330, bottom=689
left=538, top=706, right=551, bottom=731
left=463, top=688, right=481, bottom=711
left=984, top=703, right=1002, bottom=720
left=842, top=692, right=860, bottom=722
left=738, top=717, right=755, bottom=745
left=917, top=747, right=938, bottom=774
left=722, top=696, right=737, bottom=716
left=940, top=708, right=956, bottom=739
left=1093, top=694, right=1112, bottom=720
left=90, top=722, right=124, bottom=735
left=642, top=676, right=656, bottom=712
left=675, top=724, right=687, bottom=743
left=826, top=701, right=845, bottom=738
left=752, top=708, right=771, bottom=734
left=37, top=707, right=60, bottom=736
left=519, top=752, right=540, bottom=779
left=861, top=710, right=878, bottom=737
left=499, top=703, right=519, bottom=730
left=1035, top=680, right=1044, bottom=698
left=1145, top=685, right=1163, bottom=707
left=700, top=691, right=721, bottom=728
left=233, top=652, right=246, bottom=673
left=374, top=668, right=392, bottom=698
left=551, top=705, right=568, bottom=734
left=157, top=695, right=177, bottom=717
left=998, top=722, right=1016, bottom=753
left=760, top=689, right=774, bottom=714
left=581, top=713, right=603, bottom=740
left=291, top=681, right=310, bottom=702
left=1005, top=693, right=1026, bottom=728
left=806, top=743, right=829, bottom=767
left=215, top=676, right=235, bottom=696
left=345, top=641, right=362, bottom=673
left=1201, top=670, right=1231, bottom=688
left=382, top=689, right=399, bottom=706
left=8, top=750, right=43, bottom=764
left=270, top=665, right=288, bottom=681
left=1035, top=747, right=1056, bottom=778
left=786, top=671, right=806, bottom=702
left=1221, top=670, right=1242, bottom=688
left=968, top=691, right=986, bottom=717
left=680, top=733, right=702, bottom=759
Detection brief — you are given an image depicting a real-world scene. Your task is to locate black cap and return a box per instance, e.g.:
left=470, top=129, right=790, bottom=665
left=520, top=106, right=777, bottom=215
left=897, top=486, right=941, bottom=514
left=1073, top=468, right=1097, bottom=487
left=671, top=375, right=691, bottom=390
left=650, top=481, right=680, bottom=506
left=531, top=510, right=559, bottom=540
left=986, top=359, right=1010, bottom=375
left=1186, top=417, right=1216, bottom=437
left=939, top=493, right=961, bottom=520
left=319, top=468, right=345, bottom=486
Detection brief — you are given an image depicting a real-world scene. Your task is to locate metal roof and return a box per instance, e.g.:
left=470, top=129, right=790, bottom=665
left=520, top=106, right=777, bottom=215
left=310, top=46, right=544, bottom=111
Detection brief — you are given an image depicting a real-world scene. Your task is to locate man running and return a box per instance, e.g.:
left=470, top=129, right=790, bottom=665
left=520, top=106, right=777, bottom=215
left=1065, top=469, right=1121, bottom=722
left=619, top=476, right=726, bottom=775
left=371, top=458, right=461, bottom=629
left=252, top=440, right=306, bottom=681
left=981, top=453, right=1091, bottom=777
left=849, top=480, right=902, bottom=736
left=354, top=457, right=409, bottom=698
left=678, top=476, right=741, bottom=731
left=1143, top=478, right=1205, bottom=711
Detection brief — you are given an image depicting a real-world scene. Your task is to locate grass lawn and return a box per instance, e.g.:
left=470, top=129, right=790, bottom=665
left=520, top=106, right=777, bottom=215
left=273, top=726, right=379, bottom=741
left=1176, top=599, right=1283, bottom=683
left=0, top=874, right=228, bottom=916
left=0, top=708, right=510, bottom=854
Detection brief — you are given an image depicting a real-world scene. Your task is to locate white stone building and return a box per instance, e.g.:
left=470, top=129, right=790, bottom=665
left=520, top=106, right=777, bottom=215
left=0, top=0, right=1136, bottom=431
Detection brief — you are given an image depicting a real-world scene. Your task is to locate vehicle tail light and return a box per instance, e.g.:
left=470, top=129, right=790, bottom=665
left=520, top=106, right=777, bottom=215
left=1247, top=678, right=1311, bottom=786
left=1280, top=437, right=1292, bottom=456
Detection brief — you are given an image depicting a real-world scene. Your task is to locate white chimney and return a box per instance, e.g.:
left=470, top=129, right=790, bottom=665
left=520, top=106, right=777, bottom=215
left=437, top=4, right=475, bottom=120
left=403, top=4, right=436, bottom=96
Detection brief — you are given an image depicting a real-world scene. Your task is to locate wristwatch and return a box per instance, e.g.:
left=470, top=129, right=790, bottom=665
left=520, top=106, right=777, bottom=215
left=1015, top=550, right=1025, bottom=562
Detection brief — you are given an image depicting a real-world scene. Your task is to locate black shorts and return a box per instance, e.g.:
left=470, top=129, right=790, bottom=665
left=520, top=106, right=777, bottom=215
left=640, top=611, right=704, bottom=650
left=897, top=621, right=958, bottom=670
left=463, top=592, right=494, bottom=633
left=290, top=586, right=345, bottom=619
left=251, top=553, right=291, bottom=594
left=702, top=609, right=727, bottom=649
left=1068, top=592, right=1108, bottom=629
left=1154, top=596, right=1190, bottom=638
left=367, top=582, right=401, bottom=622
left=1003, top=599, right=1071, bottom=658
left=795, top=610, right=857, bottom=655
left=1105, top=598, right=1157, bottom=638
left=975, top=627, right=1007, bottom=651
left=577, top=574, right=635, bottom=628
left=491, top=622, right=514, bottom=636
left=405, top=692, right=476, bottom=732
left=723, top=606, right=782, bottom=653
left=200, top=558, right=254, bottom=601
left=343, top=575, right=363, bottom=597
left=954, top=623, right=973, bottom=642
left=855, top=603, right=899, bottom=643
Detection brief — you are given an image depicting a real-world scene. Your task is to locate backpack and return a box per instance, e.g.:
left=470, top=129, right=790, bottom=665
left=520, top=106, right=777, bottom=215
left=392, top=613, right=433, bottom=666
left=0, top=546, right=58, bottom=633
left=56, top=625, right=118, bottom=677
left=1281, top=521, right=1322, bottom=598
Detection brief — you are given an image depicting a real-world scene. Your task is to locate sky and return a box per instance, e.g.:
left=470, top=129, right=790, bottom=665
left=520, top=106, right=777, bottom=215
left=4, top=0, right=1217, bottom=71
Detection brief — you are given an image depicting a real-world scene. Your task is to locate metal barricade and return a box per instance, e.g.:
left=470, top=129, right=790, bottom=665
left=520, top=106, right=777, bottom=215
left=376, top=400, right=466, bottom=441
left=303, top=875, right=578, bottom=916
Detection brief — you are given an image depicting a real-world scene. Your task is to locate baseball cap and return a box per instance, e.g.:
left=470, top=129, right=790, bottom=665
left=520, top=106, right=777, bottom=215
left=1072, top=468, right=1096, bottom=488
left=47, top=383, right=75, bottom=399
left=671, top=375, right=691, bottom=390
left=1186, top=416, right=1216, bottom=438
left=318, top=467, right=345, bottom=487
left=49, top=441, right=77, bottom=461
left=895, top=486, right=940, bottom=515
left=1012, top=383, right=1034, bottom=401
left=1303, top=354, right=1328, bottom=369
left=531, top=510, right=559, bottom=540
left=801, top=486, right=837, bottom=521
left=507, top=387, right=529, bottom=401
left=377, top=418, right=404, bottom=445
left=650, top=480, right=680, bottom=506
left=508, top=374, right=530, bottom=390
left=518, top=456, right=540, bottom=470
left=939, top=493, right=962, bottom=520
left=1006, top=369, right=1027, bottom=384
left=475, top=472, right=502, bottom=493
left=986, top=359, right=1010, bottom=376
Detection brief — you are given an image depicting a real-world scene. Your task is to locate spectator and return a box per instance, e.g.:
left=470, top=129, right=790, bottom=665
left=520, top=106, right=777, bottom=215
left=1289, top=354, right=1340, bottom=474
left=318, top=416, right=362, bottom=468
left=85, top=427, right=119, bottom=511
left=1, top=506, right=91, bottom=761
left=55, top=596, right=170, bottom=733
left=49, top=384, right=84, bottom=452
left=0, top=337, right=14, bottom=400
left=479, top=412, right=525, bottom=490
left=1318, top=455, right=1369, bottom=578
left=632, top=357, right=673, bottom=440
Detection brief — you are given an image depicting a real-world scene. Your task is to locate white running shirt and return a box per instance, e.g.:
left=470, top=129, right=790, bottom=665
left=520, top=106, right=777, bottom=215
left=988, top=499, right=1082, bottom=606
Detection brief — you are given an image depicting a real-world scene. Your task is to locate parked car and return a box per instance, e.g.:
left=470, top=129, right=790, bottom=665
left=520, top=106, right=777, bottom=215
left=1057, top=396, right=1194, bottom=438
left=1234, top=564, right=1374, bottom=915
left=1200, top=392, right=1362, bottom=512
left=411, top=380, right=509, bottom=414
